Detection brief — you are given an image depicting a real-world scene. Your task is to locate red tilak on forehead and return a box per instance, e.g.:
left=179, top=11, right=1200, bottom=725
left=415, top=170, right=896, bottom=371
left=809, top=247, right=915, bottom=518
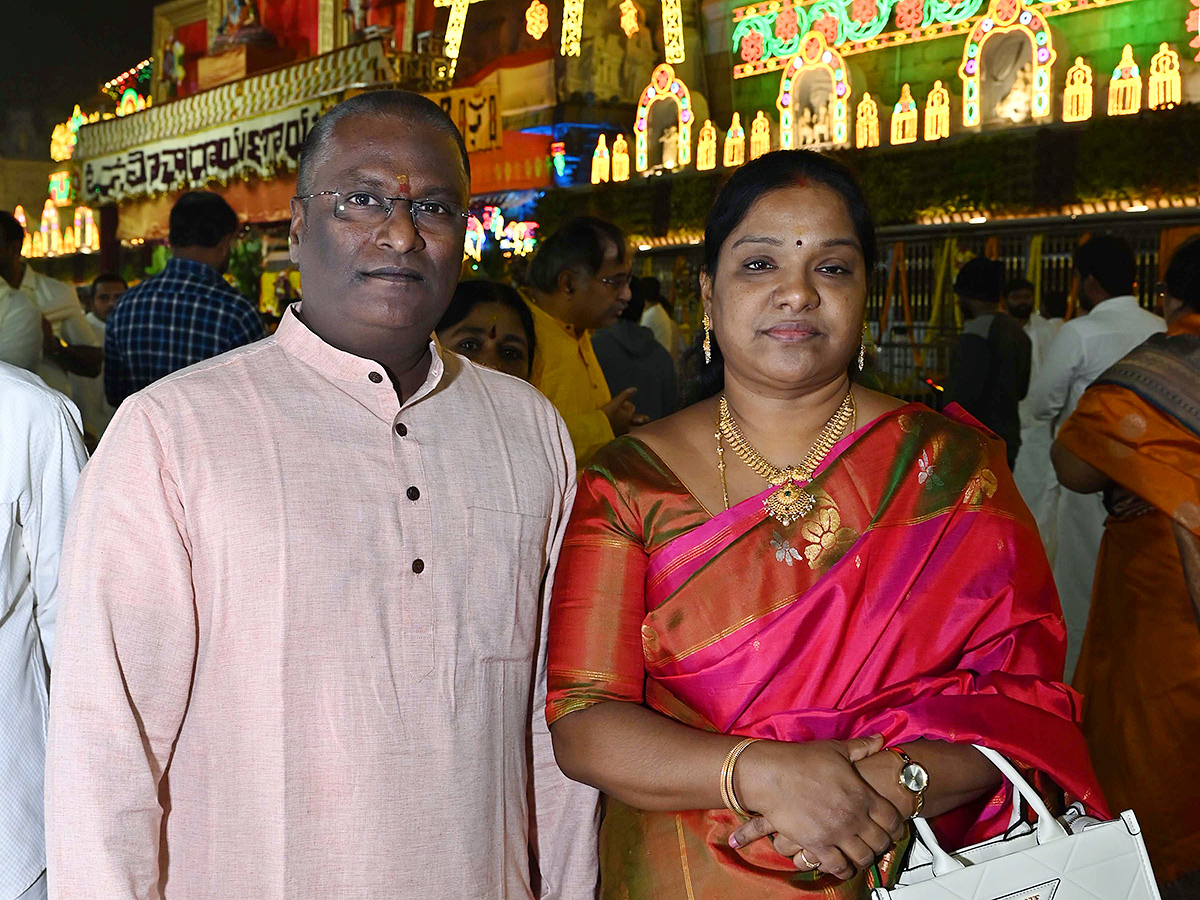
left=395, top=173, right=410, bottom=195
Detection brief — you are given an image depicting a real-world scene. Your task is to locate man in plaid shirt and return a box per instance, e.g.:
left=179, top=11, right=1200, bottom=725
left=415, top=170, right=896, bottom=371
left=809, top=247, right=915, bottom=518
left=104, top=192, right=265, bottom=407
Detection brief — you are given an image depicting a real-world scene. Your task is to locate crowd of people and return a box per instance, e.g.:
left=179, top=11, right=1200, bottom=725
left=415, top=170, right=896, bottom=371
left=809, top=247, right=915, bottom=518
left=2, top=88, right=1197, bottom=900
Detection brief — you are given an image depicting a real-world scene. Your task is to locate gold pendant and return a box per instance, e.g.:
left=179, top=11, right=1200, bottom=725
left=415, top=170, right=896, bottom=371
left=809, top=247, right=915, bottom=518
left=763, top=481, right=814, bottom=526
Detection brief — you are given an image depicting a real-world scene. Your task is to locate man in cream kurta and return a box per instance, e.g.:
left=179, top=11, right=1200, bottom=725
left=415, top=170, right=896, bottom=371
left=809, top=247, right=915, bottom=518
left=46, top=91, right=598, bottom=900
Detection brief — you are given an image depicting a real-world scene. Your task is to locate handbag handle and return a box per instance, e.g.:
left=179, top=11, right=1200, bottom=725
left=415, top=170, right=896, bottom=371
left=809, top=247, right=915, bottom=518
left=909, top=744, right=1069, bottom=876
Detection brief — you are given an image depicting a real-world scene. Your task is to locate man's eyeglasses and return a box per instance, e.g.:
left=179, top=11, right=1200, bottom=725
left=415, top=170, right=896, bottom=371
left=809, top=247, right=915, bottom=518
left=294, top=190, right=469, bottom=234
left=599, top=272, right=634, bottom=289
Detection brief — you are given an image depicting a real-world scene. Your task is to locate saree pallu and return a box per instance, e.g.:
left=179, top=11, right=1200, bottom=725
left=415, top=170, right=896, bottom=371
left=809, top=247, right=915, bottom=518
left=1058, top=312, right=1200, bottom=885
left=547, top=403, right=1106, bottom=900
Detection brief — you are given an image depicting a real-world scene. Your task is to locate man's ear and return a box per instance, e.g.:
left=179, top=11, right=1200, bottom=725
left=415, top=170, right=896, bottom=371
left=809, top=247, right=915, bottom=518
left=288, top=198, right=305, bottom=265
left=556, top=267, right=576, bottom=296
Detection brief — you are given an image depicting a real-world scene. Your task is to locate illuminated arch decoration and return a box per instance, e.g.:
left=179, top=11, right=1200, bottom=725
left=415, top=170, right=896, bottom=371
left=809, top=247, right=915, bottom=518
left=74, top=206, right=99, bottom=253
left=117, top=87, right=150, bottom=117
left=924, top=80, right=950, bottom=140
left=464, top=214, right=486, bottom=261
left=663, top=0, right=686, bottom=62
left=41, top=200, right=62, bottom=257
left=635, top=64, right=693, bottom=172
left=612, top=135, right=631, bottom=181
left=526, top=0, right=549, bottom=39
left=1148, top=43, right=1181, bottom=109
left=855, top=93, right=880, bottom=148
left=890, top=83, right=918, bottom=143
left=776, top=31, right=851, bottom=148
left=1062, top=57, right=1093, bottom=122
left=750, top=110, right=772, bottom=159
left=592, top=135, right=611, bottom=184
left=958, top=0, right=1055, bottom=127
left=697, top=120, right=718, bottom=170
left=724, top=113, right=746, bottom=167
left=561, top=0, right=584, bottom=54
left=1108, top=44, right=1141, bottom=116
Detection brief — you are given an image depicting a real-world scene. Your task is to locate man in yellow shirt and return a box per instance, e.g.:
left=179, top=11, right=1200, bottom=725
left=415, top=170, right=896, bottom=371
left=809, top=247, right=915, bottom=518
left=526, top=217, right=642, bottom=466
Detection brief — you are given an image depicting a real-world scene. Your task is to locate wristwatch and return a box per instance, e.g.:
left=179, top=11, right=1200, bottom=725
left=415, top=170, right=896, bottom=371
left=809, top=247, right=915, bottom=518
left=887, top=746, right=929, bottom=817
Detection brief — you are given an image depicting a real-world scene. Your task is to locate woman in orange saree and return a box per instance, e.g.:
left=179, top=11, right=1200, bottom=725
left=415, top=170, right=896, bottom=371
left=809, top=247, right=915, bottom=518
left=1053, top=238, right=1200, bottom=893
left=546, top=151, right=1105, bottom=900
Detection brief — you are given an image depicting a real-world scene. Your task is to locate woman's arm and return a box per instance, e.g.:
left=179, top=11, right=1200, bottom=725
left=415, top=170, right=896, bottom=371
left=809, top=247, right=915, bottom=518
left=551, top=700, right=906, bottom=880
left=1051, top=439, right=1110, bottom=494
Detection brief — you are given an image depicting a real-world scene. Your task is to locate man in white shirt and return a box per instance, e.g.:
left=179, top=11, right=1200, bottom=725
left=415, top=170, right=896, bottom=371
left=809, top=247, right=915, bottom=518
left=0, top=362, right=87, bottom=900
left=0, top=279, right=42, bottom=373
left=1007, top=282, right=1065, bottom=556
left=47, top=90, right=598, bottom=900
left=0, top=213, right=102, bottom=406
left=1026, top=236, right=1165, bottom=678
left=638, top=276, right=685, bottom=364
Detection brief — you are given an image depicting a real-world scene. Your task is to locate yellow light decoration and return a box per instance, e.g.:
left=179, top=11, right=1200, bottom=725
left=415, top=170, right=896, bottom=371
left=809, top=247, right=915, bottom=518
left=775, top=31, right=852, bottom=149
left=749, top=110, right=772, bottom=159
left=663, top=0, right=686, bottom=63
left=890, top=83, right=918, bottom=144
left=958, top=0, right=1056, bottom=127
left=21, top=233, right=31, bottom=257
left=526, top=0, right=549, bottom=39
left=13, top=205, right=26, bottom=229
left=63, top=226, right=77, bottom=255
left=1108, top=44, right=1142, bottom=116
left=696, top=120, right=718, bottom=171
left=724, top=113, right=746, bottom=167
left=464, top=214, right=486, bottom=262
left=620, top=0, right=639, bottom=37
left=856, top=93, right=880, bottom=148
left=444, top=0, right=472, bottom=76
left=634, top=63, right=694, bottom=172
left=592, top=135, right=611, bottom=184
left=561, top=0, right=584, bottom=55
left=30, top=232, right=44, bottom=258
left=1148, top=43, right=1181, bottom=109
left=1062, top=57, right=1093, bottom=122
left=612, top=135, right=631, bottom=181
left=924, top=80, right=950, bottom=141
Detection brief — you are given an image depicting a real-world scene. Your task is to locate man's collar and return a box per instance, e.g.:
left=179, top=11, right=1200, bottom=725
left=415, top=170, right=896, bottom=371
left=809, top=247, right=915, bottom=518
left=165, top=255, right=225, bottom=282
left=274, top=303, right=446, bottom=407
left=527, top=296, right=583, bottom=339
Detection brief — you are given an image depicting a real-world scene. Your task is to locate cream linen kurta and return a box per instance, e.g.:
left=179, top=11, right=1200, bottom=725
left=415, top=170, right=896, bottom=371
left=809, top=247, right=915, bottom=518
left=45, top=306, right=599, bottom=900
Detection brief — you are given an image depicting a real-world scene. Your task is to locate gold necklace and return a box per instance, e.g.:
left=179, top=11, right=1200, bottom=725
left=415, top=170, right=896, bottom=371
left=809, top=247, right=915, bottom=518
left=716, top=390, right=857, bottom=525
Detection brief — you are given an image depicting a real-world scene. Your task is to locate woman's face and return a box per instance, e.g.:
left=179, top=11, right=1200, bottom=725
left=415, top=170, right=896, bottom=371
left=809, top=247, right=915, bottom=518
left=701, top=182, right=867, bottom=396
left=438, top=301, right=532, bottom=380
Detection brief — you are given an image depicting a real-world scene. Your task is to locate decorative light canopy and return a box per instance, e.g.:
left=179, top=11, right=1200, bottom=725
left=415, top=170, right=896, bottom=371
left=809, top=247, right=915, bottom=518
left=890, top=83, right=918, bottom=143
left=724, top=113, right=746, bottom=167
left=663, top=0, right=686, bottom=62
left=1148, top=43, right=1180, bottom=109
left=635, top=64, right=693, bottom=172
left=749, top=110, right=772, bottom=159
left=1108, top=44, right=1141, bottom=115
left=924, top=80, right=950, bottom=140
left=856, top=93, right=880, bottom=148
left=958, top=0, right=1055, bottom=127
left=776, top=31, right=851, bottom=148
left=612, top=135, right=631, bottom=181
left=561, top=0, right=584, bottom=55
left=526, top=0, right=549, bottom=39
left=1062, top=57, right=1093, bottom=122
left=697, top=120, right=718, bottom=170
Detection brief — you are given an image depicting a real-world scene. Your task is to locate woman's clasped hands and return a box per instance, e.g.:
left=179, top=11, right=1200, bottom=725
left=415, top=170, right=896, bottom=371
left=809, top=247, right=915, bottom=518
left=727, top=734, right=908, bottom=881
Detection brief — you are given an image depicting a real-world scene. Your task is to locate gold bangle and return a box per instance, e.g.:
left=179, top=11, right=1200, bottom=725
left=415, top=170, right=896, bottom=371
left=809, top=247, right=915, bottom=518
left=720, top=737, right=760, bottom=818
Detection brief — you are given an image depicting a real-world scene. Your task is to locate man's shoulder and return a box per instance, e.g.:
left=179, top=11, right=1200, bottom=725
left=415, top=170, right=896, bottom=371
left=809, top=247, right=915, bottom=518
left=0, top=361, right=79, bottom=428
left=450, top=352, right=560, bottom=420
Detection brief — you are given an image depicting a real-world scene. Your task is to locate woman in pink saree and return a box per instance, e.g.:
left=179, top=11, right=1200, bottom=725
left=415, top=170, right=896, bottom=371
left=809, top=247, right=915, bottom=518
left=546, top=151, right=1105, bottom=899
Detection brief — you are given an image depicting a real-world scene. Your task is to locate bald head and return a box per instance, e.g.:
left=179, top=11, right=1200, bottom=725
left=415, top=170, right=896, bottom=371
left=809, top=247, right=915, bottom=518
left=297, top=91, right=471, bottom=196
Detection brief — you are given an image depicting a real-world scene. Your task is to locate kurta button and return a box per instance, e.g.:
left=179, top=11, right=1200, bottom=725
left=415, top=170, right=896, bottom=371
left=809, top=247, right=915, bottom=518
left=407, top=486, right=420, bottom=501
left=395, top=422, right=407, bottom=436
left=369, top=371, right=383, bottom=383
left=412, top=558, right=425, bottom=574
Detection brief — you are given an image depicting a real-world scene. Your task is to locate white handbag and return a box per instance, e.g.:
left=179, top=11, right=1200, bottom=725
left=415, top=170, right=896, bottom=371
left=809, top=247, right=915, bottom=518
left=871, top=744, right=1163, bottom=900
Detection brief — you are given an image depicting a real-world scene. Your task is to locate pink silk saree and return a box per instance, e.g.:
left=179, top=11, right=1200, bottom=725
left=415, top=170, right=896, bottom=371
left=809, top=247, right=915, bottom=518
left=547, top=404, right=1106, bottom=899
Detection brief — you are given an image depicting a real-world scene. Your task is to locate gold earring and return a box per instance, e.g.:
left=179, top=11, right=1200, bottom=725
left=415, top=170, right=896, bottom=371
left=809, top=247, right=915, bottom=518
left=703, top=313, right=713, bottom=364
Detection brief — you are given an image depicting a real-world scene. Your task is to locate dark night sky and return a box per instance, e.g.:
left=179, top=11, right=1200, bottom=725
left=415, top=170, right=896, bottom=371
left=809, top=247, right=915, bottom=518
left=6, top=1, right=163, bottom=117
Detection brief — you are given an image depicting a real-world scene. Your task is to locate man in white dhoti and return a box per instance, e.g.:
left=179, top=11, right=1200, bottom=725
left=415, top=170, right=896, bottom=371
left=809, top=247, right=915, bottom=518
left=1026, top=237, right=1164, bottom=678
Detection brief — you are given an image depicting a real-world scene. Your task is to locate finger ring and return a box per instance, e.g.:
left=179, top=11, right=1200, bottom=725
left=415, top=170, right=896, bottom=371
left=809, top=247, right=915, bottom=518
left=798, top=850, right=820, bottom=870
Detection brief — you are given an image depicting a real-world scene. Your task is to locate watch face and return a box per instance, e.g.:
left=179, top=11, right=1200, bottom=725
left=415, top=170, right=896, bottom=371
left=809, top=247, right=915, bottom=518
left=901, top=763, right=929, bottom=793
